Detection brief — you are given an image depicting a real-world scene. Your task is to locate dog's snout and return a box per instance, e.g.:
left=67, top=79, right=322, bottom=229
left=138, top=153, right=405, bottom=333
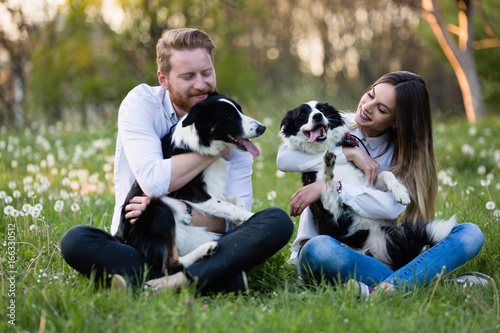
left=312, top=113, right=324, bottom=123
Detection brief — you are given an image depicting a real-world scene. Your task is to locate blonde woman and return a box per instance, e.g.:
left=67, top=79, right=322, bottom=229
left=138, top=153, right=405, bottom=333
left=277, top=71, right=486, bottom=297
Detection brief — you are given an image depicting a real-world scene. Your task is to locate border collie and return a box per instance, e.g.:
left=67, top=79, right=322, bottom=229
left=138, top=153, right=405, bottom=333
left=115, top=93, right=266, bottom=275
left=280, top=101, right=455, bottom=270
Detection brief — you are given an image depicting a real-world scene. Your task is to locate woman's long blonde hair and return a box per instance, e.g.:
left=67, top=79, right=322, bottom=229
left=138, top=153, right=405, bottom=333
left=363, top=71, right=437, bottom=224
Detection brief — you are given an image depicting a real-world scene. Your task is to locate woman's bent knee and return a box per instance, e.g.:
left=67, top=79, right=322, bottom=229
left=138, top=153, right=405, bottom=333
left=455, top=222, right=485, bottom=257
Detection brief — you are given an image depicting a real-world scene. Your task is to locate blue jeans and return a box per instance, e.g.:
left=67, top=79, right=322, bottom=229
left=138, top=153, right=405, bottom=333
left=298, top=223, right=484, bottom=289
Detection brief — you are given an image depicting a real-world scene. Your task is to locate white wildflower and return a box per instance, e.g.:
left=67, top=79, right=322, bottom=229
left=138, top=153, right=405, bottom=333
left=267, top=191, right=277, bottom=201
left=12, top=190, right=21, bottom=198
left=468, top=126, right=477, bottom=136
left=480, top=179, right=491, bottom=187
left=54, top=200, right=64, bottom=212
left=22, top=203, right=32, bottom=213
left=477, top=166, right=486, bottom=175
left=461, top=144, right=474, bottom=156
left=103, top=163, right=112, bottom=173
left=71, top=203, right=80, bottom=212
left=8, top=181, right=16, bottom=189
left=4, top=205, right=14, bottom=215
left=276, top=170, right=286, bottom=179
left=486, top=201, right=496, bottom=211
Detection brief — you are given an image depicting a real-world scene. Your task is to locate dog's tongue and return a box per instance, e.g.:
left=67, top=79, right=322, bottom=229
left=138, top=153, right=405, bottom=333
left=240, top=138, right=260, bottom=157
left=307, top=128, right=323, bottom=143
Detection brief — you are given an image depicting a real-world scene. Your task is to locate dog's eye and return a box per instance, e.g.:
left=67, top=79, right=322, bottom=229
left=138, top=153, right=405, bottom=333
left=299, top=112, right=306, bottom=118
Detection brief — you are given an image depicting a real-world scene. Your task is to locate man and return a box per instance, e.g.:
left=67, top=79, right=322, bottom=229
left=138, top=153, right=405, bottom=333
left=60, top=28, right=293, bottom=293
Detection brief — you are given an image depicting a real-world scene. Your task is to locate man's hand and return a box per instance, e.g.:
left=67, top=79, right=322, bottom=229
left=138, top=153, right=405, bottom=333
left=125, top=194, right=151, bottom=224
left=125, top=194, right=226, bottom=233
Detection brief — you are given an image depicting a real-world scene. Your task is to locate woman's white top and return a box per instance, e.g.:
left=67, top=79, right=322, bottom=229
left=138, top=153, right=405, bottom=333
left=276, top=113, right=406, bottom=265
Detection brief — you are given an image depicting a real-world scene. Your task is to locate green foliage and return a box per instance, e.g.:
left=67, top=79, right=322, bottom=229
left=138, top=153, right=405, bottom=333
left=1, top=113, right=500, bottom=332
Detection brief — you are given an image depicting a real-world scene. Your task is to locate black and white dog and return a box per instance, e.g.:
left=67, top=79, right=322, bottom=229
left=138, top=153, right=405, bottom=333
left=280, top=101, right=455, bottom=270
left=115, top=93, right=265, bottom=274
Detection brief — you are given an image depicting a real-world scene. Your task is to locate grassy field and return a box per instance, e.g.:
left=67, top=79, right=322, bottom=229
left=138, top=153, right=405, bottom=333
left=1, top=112, right=500, bottom=332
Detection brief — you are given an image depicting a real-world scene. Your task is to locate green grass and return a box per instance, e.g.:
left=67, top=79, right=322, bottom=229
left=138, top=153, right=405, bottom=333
left=1, top=115, right=500, bottom=332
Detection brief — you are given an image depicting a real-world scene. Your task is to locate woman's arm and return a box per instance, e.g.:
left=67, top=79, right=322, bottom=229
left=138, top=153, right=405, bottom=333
left=276, top=145, right=323, bottom=172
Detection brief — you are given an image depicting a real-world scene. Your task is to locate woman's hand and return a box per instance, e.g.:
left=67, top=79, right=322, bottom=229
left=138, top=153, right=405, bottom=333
left=125, top=194, right=151, bottom=224
left=343, top=146, right=379, bottom=184
left=290, top=181, right=323, bottom=217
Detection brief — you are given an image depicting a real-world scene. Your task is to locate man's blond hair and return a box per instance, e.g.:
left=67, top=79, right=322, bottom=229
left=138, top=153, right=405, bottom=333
left=156, top=28, right=215, bottom=75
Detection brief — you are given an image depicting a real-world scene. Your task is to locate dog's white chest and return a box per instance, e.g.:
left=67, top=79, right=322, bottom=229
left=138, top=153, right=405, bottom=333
left=202, top=158, right=229, bottom=199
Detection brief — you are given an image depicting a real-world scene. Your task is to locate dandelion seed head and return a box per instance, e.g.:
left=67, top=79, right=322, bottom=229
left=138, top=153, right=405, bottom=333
left=71, top=203, right=80, bottom=212
left=468, top=127, right=477, bottom=136
left=480, top=179, right=491, bottom=187
left=54, top=200, right=64, bottom=212
left=103, top=163, right=112, bottom=173
left=12, top=190, right=21, bottom=198
left=32, top=207, right=41, bottom=218
left=477, top=166, right=486, bottom=175
left=4, top=205, right=14, bottom=215
left=461, top=144, right=474, bottom=156
left=276, top=170, right=285, bottom=178
left=0, top=191, right=6, bottom=199
left=5, top=196, right=13, bottom=204
left=23, top=203, right=32, bottom=212
left=486, top=201, right=496, bottom=210
left=8, top=181, right=16, bottom=190
left=11, top=209, right=19, bottom=218
left=267, top=191, right=277, bottom=201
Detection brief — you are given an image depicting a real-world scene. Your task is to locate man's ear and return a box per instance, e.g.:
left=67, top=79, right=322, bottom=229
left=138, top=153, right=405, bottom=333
left=158, top=70, right=168, bottom=90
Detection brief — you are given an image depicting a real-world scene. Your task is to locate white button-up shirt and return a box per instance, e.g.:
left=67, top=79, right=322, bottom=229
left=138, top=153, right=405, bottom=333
left=111, top=84, right=253, bottom=235
left=276, top=113, right=406, bottom=265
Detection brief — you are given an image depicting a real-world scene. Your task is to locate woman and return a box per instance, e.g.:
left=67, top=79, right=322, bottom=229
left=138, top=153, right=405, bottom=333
left=277, top=71, right=486, bottom=297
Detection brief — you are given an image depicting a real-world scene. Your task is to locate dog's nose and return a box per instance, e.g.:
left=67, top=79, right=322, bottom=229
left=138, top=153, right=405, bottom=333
left=256, top=124, right=266, bottom=136
left=313, top=113, right=324, bottom=123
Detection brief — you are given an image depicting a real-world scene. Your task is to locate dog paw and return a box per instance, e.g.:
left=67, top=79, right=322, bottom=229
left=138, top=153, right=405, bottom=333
left=377, top=171, right=411, bottom=205
left=391, top=185, right=411, bottom=205
left=323, top=150, right=336, bottom=168
left=323, top=150, right=335, bottom=179
left=200, top=241, right=218, bottom=258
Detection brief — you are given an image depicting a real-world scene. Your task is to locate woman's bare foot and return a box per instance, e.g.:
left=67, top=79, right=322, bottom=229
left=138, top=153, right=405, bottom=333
left=146, top=271, right=190, bottom=291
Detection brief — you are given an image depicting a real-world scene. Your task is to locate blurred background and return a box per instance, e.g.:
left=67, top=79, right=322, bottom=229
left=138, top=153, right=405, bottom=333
left=0, top=0, right=499, bottom=128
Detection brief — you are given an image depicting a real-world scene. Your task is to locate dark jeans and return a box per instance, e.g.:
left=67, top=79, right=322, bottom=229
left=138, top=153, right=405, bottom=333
left=60, top=208, right=293, bottom=292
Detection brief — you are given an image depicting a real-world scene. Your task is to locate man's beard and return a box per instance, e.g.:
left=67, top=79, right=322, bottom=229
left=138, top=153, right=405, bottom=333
left=167, top=82, right=214, bottom=114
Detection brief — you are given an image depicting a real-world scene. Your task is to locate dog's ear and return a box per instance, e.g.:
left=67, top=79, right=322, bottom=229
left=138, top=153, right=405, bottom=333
left=181, top=104, right=205, bottom=127
left=322, top=103, right=344, bottom=127
left=280, top=110, right=293, bottom=134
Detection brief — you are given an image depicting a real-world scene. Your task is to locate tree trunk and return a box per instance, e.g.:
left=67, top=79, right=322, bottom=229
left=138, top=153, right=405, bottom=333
left=420, top=0, right=486, bottom=123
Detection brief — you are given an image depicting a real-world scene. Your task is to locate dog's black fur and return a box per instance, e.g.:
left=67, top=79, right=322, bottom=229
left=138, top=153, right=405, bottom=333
left=115, top=92, right=265, bottom=274
left=280, top=101, right=455, bottom=270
